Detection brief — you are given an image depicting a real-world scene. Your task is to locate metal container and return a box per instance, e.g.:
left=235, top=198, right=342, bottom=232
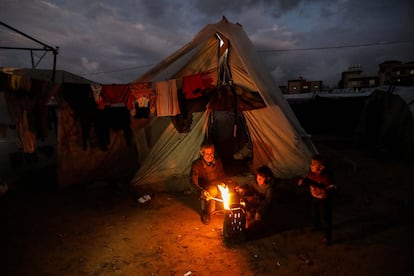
left=223, top=203, right=246, bottom=242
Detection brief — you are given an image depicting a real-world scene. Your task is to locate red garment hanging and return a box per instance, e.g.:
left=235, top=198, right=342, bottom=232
left=100, top=84, right=132, bottom=109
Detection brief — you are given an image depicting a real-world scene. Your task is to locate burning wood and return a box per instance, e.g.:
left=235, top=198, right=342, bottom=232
left=217, top=183, right=230, bottom=209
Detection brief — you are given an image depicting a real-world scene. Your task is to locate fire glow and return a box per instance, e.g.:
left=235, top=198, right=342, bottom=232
left=219, top=182, right=247, bottom=241
left=218, top=183, right=230, bottom=209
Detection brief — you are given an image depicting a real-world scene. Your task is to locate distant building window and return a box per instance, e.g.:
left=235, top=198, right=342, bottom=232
left=410, top=69, right=414, bottom=75
left=313, top=85, right=319, bottom=89
left=351, top=81, right=357, bottom=87
left=396, top=71, right=401, bottom=75
left=369, top=79, right=376, bottom=85
left=292, top=86, right=297, bottom=90
left=303, top=85, right=308, bottom=89
left=397, top=78, right=401, bottom=83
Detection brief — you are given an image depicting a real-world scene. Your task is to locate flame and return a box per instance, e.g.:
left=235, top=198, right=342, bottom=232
left=218, top=183, right=230, bottom=209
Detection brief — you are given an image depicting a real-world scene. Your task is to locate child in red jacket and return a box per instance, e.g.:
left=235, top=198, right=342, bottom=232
left=299, top=154, right=336, bottom=245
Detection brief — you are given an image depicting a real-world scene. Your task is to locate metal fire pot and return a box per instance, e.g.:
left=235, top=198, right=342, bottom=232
left=223, top=203, right=246, bottom=242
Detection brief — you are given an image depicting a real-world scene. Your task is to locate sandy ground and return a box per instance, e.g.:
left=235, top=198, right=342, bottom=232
left=1, top=139, right=413, bottom=276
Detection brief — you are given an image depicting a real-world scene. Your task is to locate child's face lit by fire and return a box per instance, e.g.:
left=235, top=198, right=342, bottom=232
left=256, top=174, right=267, bottom=186
left=310, top=159, right=324, bottom=174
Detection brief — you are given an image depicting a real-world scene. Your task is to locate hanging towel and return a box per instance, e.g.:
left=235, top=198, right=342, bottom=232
left=155, top=79, right=181, bottom=117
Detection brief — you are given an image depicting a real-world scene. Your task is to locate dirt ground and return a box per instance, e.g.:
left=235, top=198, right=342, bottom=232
left=1, top=138, right=413, bottom=276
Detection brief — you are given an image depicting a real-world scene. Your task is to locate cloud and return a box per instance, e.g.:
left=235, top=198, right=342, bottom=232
left=1, top=0, right=413, bottom=87
left=81, top=57, right=99, bottom=71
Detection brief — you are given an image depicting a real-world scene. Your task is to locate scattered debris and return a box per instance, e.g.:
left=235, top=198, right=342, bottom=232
left=138, top=194, right=152, bottom=204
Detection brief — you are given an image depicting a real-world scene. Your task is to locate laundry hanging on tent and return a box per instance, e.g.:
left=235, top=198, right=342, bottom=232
left=90, top=84, right=105, bottom=110
left=182, top=70, right=218, bottom=100
left=155, top=79, right=181, bottom=117
left=129, top=82, right=155, bottom=118
left=182, top=73, right=206, bottom=99
left=129, top=82, right=154, bottom=100
left=201, top=69, right=218, bottom=88
left=94, top=106, right=132, bottom=150
left=100, top=84, right=132, bottom=109
left=62, top=83, right=98, bottom=150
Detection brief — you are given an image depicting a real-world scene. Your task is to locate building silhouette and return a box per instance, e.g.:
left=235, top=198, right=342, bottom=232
left=281, top=60, right=414, bottom=94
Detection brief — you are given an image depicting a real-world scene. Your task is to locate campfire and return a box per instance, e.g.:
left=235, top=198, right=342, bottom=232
left=217, top=183, right=246, bottom=242
left=217, top=183, right=231, bottom=209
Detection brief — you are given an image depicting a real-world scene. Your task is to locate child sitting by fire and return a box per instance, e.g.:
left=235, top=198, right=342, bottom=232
left=235, top=165, right=276, bottom=228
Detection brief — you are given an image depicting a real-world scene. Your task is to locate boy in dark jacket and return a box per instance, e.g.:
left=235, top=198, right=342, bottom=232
left=299, top=154, right=336, bottom=245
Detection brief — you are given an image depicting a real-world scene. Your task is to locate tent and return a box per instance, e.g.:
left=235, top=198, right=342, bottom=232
left=0, top=67, right=138, bottom=189
left=287, top=92, right=369, bottom=136
left=129, top=17, right=317, bottom=191
left=354, top=86, right=414, bottom=159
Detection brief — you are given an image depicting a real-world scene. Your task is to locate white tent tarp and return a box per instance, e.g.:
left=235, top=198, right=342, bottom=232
left=130, top=18, right=316, bottom=191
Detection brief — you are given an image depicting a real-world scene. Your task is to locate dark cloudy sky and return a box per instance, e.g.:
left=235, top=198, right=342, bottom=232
left=1, top=0, right=413, bottom=87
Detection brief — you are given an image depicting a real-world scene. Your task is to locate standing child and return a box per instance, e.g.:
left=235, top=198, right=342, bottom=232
left=298, top=154, right=336, bottom=245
